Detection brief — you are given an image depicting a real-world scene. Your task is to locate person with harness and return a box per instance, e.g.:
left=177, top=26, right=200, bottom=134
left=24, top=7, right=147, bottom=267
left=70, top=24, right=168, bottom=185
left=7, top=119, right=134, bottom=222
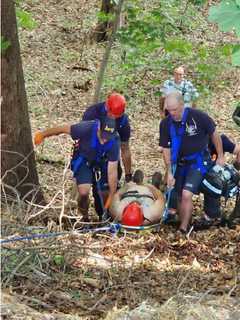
left=195, top=134, right=240, bottom=228
left=159, top=92, right=224, bottom=234
left=158, top=66, right=199, bottom=118
left=81, top=92, right=132, bottom=219
left=109, top=170, right=165, bottom=226
left=34, top=117, right=120, bottom=222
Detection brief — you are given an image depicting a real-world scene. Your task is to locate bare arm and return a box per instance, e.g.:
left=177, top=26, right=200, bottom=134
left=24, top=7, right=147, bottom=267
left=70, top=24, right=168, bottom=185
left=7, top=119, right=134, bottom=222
left=162, top=148, right=175, bottom=188
left=107, top=160, right=118, bottom=197
left=34, top=125, right=71, bottom=145
left=41, top=125, right=71, bottom=138
left=210, top=130, right=225, bottom=166
left=120, top=141, right=132, bottom=176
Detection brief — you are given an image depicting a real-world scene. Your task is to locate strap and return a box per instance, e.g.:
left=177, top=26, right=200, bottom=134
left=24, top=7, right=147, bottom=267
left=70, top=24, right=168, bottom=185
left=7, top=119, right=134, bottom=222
left=170, top=107, right=189, bottom=164
left=120, top=190, right=155, bottom=201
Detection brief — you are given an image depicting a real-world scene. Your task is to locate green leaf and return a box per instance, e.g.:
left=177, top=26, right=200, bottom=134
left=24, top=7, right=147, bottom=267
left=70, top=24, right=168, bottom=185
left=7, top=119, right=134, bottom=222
left=232, top=45, right=240, bottom=66
left=53, top=255, right=64, bottom=266
left=209, top=0, right=240, bottom=37
left=16, top=8, right=38, bottom=30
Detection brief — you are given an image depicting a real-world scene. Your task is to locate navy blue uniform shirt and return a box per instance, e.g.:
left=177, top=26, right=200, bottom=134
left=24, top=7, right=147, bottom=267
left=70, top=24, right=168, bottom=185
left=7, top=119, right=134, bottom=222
left=82, top=102, right=130, bottom=142
left=70, top=120, right=120, bottom=163
left=208, top=134, right=235, bottom=156
left=159, top=108, right=216, bottom=157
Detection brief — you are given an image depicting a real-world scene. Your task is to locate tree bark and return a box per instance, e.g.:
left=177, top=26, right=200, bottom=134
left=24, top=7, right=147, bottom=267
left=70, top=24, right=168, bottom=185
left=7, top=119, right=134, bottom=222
left=94, top=0, right=115, bottom=43
left=93, top=0, right=125, bottom=104
left=1, top=0, right=44, bottom=203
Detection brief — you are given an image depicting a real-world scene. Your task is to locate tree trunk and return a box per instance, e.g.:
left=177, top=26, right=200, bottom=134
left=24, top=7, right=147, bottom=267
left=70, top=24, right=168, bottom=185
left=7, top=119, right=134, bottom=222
left=93, top=0, right=125, bottom=103
left=94, top=0, right=115, bottom=43
left=1, top=0, right=44, bottom=203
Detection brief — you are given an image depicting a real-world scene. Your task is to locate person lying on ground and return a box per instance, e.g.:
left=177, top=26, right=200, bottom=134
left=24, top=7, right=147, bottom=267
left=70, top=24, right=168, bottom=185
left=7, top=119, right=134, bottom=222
left=159, top=92, right=224, bottom=234
left=34, top=117, right=120, bottom=222
left=109, top=170, right=165, bottom=226
left=158, top=66, right=199, bottom=118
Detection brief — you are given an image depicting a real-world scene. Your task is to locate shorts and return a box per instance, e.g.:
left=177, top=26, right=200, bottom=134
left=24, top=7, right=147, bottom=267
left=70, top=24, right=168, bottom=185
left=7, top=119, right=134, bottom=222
left=74, top=160, right=94, bottom=185
left=168, top=168, right=203, bottom=209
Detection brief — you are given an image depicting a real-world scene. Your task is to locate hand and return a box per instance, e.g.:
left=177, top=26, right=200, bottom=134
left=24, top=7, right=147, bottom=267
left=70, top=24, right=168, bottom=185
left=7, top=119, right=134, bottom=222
left=34, top=131, right=44, bottom=146
left=216, top=155, right=225, bottom=167
left=104, top=194, right=113, bottom=209
left=167, top=172, right=175, bottom=189
left=125, top=173, right=132, bottom=183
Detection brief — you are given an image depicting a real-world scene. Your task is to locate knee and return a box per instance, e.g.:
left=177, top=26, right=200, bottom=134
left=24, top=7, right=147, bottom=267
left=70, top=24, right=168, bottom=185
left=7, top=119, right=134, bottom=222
left=181, top=190, right=192, bottom=202
left=78, top=186, right=90, bottom=198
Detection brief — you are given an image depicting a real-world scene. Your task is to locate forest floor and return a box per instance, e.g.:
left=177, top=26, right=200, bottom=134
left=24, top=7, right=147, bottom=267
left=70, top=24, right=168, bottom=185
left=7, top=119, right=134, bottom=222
left=1, top=0, right=240, bottom=319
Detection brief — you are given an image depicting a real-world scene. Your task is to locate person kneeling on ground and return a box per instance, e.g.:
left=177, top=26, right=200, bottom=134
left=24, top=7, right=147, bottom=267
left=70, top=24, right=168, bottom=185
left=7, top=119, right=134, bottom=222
left=34, top=117, right=120, bottom=222
left=109, top=170, right=165, bottom=226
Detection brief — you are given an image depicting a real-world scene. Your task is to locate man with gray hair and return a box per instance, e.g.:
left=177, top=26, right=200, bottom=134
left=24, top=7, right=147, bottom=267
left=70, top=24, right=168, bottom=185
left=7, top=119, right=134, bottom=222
left=159, top=92, right=224, bottom=233
left=159, top=66, right=199, bottom=118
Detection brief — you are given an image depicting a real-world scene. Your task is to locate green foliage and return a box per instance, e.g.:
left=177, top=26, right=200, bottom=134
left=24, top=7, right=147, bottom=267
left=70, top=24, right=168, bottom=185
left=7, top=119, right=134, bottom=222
left=16, top=8, right=38, bottom=30
left=209, top=0, right=240, bottom=66
left=209, top=0, right=240, bottom=37
left=102, top=0, right=234, bottom=104
left=1, top=36, right=11, bottom=54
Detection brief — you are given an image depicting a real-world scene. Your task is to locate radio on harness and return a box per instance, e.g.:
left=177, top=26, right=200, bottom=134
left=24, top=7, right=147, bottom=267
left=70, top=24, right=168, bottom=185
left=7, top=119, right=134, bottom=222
left=201, top=164, right=240, bottom=199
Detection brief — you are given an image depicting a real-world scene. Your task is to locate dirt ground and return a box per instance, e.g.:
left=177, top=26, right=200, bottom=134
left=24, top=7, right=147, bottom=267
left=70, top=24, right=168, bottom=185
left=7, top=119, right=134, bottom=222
left=1, top=0, right=240, bottom=319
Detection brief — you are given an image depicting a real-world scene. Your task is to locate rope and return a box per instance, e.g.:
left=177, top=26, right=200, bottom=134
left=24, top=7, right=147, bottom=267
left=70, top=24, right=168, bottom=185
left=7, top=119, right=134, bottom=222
left=0, top=222, right=161, bottom=244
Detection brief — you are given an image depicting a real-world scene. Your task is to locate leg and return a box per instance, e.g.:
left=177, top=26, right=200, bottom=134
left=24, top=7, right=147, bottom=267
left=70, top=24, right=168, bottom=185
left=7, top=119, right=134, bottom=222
left=77, top=184, right=91, bottom=222
left=179, top=189, right=193, bottom=231
left=74, top=161, right=93, bottom=222
left=204, top=193, right=221, bottom=219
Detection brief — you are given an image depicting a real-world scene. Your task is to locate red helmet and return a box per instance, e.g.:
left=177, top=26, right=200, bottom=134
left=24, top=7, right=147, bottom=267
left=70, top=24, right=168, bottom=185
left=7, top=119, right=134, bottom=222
left=121, top=202, right=144, bottom=226
left=106, top=93, right=126, bottom=117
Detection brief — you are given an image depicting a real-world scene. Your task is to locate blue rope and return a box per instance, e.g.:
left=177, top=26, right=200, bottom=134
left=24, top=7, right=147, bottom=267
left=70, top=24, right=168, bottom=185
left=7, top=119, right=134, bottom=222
left=0, top=222, right=161, bottom=244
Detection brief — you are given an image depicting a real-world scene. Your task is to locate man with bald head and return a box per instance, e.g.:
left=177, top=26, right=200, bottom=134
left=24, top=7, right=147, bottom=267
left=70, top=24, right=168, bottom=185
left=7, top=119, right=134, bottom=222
left=159, top=66, right=199, bottom=118
left=159, top=92, right=224, bottom=233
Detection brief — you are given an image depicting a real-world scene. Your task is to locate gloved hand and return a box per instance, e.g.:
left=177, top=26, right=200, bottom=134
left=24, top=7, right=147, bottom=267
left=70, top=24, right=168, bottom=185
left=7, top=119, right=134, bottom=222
left=34, top=131, right=44, bottom=146
left=125, top=173, right=132, bottom=183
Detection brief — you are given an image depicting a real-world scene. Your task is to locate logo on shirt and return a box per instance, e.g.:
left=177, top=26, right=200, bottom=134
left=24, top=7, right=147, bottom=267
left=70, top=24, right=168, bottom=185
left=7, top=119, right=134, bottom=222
left=186, top=118, right=198, bottom=136
left=104, top=126, right=115, bottom=133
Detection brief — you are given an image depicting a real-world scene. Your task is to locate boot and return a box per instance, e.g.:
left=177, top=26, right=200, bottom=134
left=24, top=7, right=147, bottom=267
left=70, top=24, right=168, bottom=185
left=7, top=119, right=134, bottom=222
left=133, top=170, right=144, bottom=185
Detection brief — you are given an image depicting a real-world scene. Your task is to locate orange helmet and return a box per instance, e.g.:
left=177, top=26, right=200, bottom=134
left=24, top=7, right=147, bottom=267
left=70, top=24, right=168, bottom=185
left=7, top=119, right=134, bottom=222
left=106, top=93, right=126, bottom=117
left=121, top=202, right=144, bottom=226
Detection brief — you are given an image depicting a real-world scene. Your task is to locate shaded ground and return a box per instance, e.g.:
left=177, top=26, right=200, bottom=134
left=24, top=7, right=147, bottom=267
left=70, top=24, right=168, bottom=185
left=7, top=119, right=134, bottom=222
left=1, top=0, right=240, bottom=319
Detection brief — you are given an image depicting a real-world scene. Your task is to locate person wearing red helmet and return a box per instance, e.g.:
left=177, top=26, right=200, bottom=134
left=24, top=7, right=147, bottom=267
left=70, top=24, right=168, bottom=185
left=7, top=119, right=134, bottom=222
left=109, top=170, right=165, bottom=226
left=81, top=91, right=132, bottom=220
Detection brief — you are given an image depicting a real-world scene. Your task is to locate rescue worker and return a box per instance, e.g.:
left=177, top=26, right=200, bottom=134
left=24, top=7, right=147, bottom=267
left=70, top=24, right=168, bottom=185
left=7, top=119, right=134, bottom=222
left=34, top=117, right=120, bottom=222
left=196, top=134, right=240, bottom=228
left=109, top=170, right=165, bottom=226
left=81, top=92, right=132, bottom=219
left=159, top=92, right=224, bottom=234
left=159, top=66, right=199, bottom=118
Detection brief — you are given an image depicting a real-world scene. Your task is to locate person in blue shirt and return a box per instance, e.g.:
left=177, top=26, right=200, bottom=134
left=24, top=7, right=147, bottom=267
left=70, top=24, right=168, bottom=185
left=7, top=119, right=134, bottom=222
left=82, top=92, right=132, bottom=219
left=34, top=117, right=120, bottom=222
left=82, top=93, right=132, bottom=181
left=159, top=92, right=224, bottom=234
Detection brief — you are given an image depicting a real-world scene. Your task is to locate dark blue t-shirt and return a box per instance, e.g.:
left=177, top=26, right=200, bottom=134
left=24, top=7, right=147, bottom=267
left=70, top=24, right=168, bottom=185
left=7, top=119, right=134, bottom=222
left=208, top=134, right=235, bottom=156
left=70, top=120, right=120, bottom=163
left=159, top=108, right=216, bottom=157
left=82, top=102, right=130, bottom=142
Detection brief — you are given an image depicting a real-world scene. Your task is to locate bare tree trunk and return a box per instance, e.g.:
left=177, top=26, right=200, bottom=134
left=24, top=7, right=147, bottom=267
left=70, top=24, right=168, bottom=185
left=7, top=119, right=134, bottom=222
left=94, top=0, right=115, bottom=43
left=93, top=0, right=125, bottom=104
left=1, top=0, right=44, bottom=203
